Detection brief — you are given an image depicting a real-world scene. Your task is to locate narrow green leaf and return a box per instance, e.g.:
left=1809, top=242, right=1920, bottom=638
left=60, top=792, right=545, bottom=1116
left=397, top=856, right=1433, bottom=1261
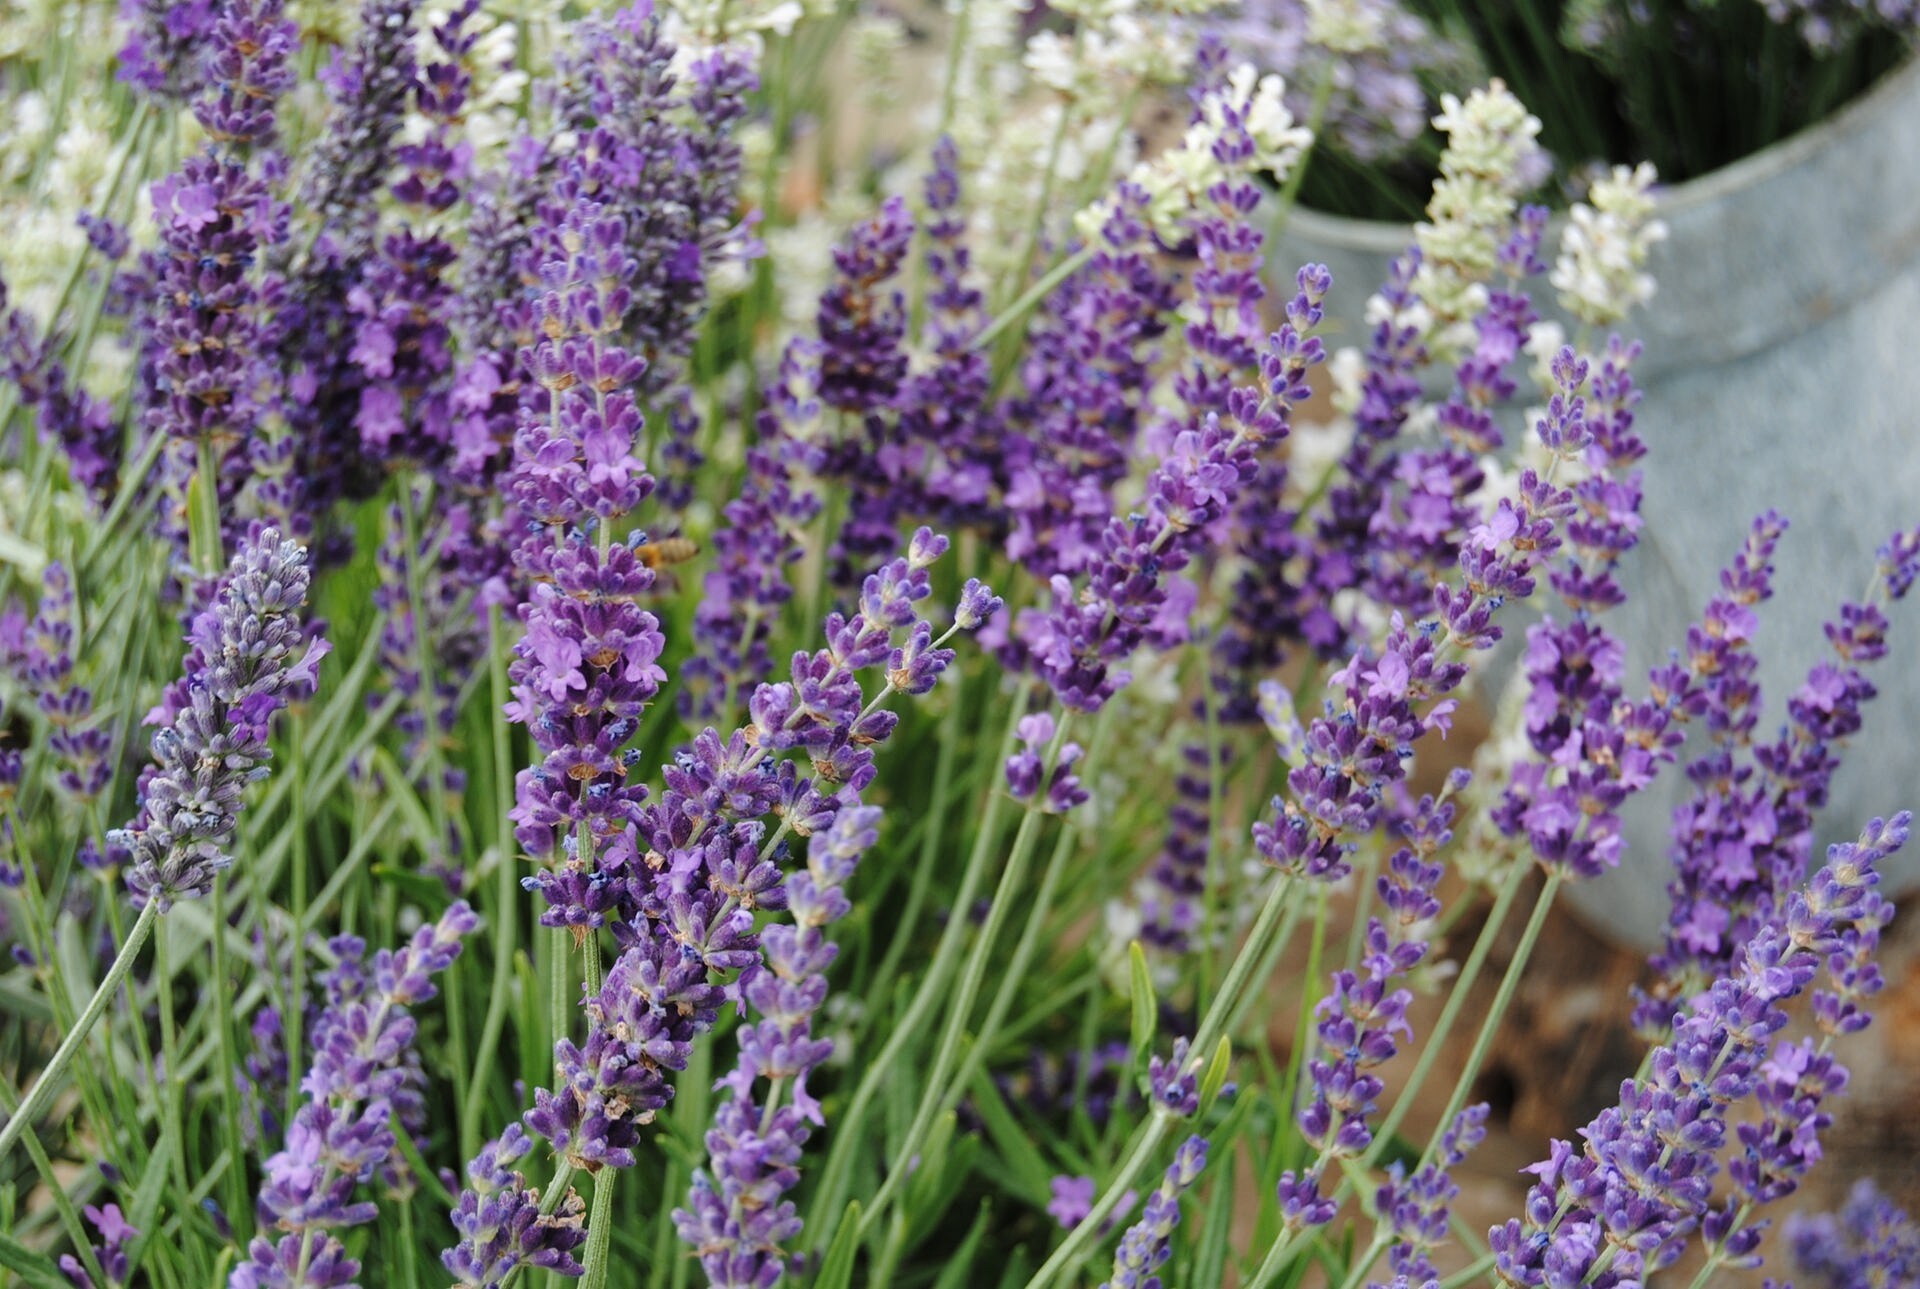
left=929, top=1202, right=995, bottom=1289
left=0, top=1230, right=71, bottom=1289
left=1190, top=1144, right=1237, bottom=1289
left=1197, top=1034, right=1233, bottom=1118
left=964, top=1068, right=1051, bottom=1203
left=903, top=1108, right=958, bottom=1216
left=812, top=1201, right=863, bottom=1289
left=1127, top=940, right=1156, bottom=1060
left=991, top=1244, right=1032, bottom=1289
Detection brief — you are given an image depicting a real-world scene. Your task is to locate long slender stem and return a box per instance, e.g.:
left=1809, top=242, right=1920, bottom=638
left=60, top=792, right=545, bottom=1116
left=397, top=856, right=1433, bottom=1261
left=0, top=898, right=158, bottom=1162
left=464, top=605, right=522, bottom=1159
left=578, top=1170, right=619, bottom=1289
left=154, top=916, right=195, bottom=1208
left=209, top=873, right=249, bottom=1224
left=856, top=779, right=1057, bottom=1236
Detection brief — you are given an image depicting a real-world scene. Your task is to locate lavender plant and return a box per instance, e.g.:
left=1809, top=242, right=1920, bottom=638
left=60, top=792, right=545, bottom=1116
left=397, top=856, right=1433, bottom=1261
left=0, top=5, right=1913, bottom=1289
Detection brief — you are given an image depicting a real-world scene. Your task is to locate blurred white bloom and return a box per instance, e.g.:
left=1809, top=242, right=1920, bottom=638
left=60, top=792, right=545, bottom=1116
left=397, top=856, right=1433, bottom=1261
left=849, top=12, right=909, bottom=110
left=663, top=0, right=804, bottom=51
left=1082, top=63, right=1311, bottom=241
left=1551, top=161, right=1666, bottom=327
left=1525, top=318, right=1567, bottom=393
left=1304, top=0, right=1391, bottom=54
left=1285, top=415, right=1355, bottom=499
left=1414, top=80, right=1545, bottom=335
left=1327, top=345, right=1367, bottom=415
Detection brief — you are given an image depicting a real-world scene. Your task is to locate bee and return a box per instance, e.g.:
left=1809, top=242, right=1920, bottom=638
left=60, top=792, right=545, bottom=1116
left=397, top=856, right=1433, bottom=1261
left=633, top=537, right=699, bottom=570
left=633, top=536, right=699, bottom=595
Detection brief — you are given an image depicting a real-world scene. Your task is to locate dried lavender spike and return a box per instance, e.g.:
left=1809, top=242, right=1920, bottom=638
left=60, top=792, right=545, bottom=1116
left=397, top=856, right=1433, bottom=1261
left=115, top=527, right=328, bottom=911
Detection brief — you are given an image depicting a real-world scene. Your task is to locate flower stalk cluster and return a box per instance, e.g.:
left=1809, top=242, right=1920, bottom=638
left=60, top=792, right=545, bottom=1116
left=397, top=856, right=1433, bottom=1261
left=114, top=526, right=328, bottom=910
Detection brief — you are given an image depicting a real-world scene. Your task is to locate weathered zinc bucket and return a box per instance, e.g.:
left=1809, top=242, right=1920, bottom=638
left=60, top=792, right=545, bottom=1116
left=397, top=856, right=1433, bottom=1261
left=1271, top=57, right=1920, bottom=949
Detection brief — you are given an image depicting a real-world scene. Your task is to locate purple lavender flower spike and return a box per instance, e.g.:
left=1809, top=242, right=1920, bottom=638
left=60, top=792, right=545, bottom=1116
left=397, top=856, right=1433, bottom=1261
left=458, top=539, right=994, bottom=1263
left=683, top=343, right=824, bottom=720
left=999, top=185, right=1178, bottom=585
left=1373, top=1104, right=1490, bottom=1283
left=237, top=903, right=480, bottom=1288
left=142, top=0, right=298, bottom=548
left=116, top=0, right=218, bottom=100
left=0, top=274, right=120, bottom=502
left=1101, top=1136, right=1209, bottom=1289
left=116, top=528, right=328, bottom=910
left=1638, top=519, right=1920, bottom=1033
left=301, top=0, right=421, bottom=269
left=58, top=1202, right=138, bottom=1288
left=1004, top=713, right=1090, bottom=814
left=1273, top=794, right=1452, bottom=1226
left=1786, top=1179, right=1920, bottom=1288
left=893, top=136, right=1000, bottom=527
left=18, top=565, right=113, bottom=801
left=444, top=1124, right=588, bottom=1286
left=1049, top=1175, right=1097, bottom=1228
left=1013, top=262, right=1331, bottom=713
left=1491, top=813, right=1910, bottom=1286
left=673, top=803, right=883, bottom=1287
left=1135, top=742, right=1226, bottom=958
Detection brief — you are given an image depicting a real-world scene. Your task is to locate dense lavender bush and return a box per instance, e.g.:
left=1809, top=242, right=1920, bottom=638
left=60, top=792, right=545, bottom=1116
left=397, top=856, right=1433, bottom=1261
left=0, top=3, right=1912, bottom=1288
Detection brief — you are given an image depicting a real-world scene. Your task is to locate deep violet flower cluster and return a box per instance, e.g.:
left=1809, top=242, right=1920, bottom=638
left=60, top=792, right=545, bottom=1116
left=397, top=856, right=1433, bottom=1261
left=443, top=1124, right=588, bottom=1285
left=686, top=145, right=996, bottom=717
left=300, top=0, right=423, bottom=275
left=1490, top=813, right=1909, bottom=1286
left=671, top=803, right=883, bottom=1288
left=1000, top=186, right=1179, bottom=583
left=0, top=274, right=119, bottom=501
left=342, top=0, right=472, bottom=466
left=447, top=537, right=996, bottom=1278
left=116, top=0, right=218, bottom=100
left=1483, top=345, right=1667, bottom=880
left=682, top=332, right=827, bottom=721
left=1133, top=741, right=1226, bottom=960
left=1634, top=521, right=1920, bottom=1032
left=16, top=565, right=112, bottom=801
left=1004, top=712, right=1092, bottom=814
left=113, top=527, right=328, bottom=910
left=1013, top=263, right=1331, bottom=713
left=141, top=0, right=296, bottom=543
left=235, top=902, right=479, bottom=1289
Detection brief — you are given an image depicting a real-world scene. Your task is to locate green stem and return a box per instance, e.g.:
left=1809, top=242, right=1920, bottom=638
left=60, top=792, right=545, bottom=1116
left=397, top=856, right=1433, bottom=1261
left=1026, top=875, right=1302, bottom=1288
left=154, top=915, right=195, bottom=1206
left=931, top=819, right=1077, bottom=1123
left=578, top=1170, right=619, bottom=1289
left=210, top=873, right=249, bottom=1224
left=806, top=697, right=1028, bottom=1237
left=464, top=605, right=522, bottom=1160
left=856, top=783, right=1057, bottom=1236
left=1271, top=67, right=1335, bottom=239
left=287, top=728, right=309, bottom=1135
left=0, top=898, right=158, bottom=1163
left=1416, top=872, right=1562, bottom=1174
left=971, top=246, right=1095, bottom=352
left=1364, top=857, right=1530, bottom=1168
